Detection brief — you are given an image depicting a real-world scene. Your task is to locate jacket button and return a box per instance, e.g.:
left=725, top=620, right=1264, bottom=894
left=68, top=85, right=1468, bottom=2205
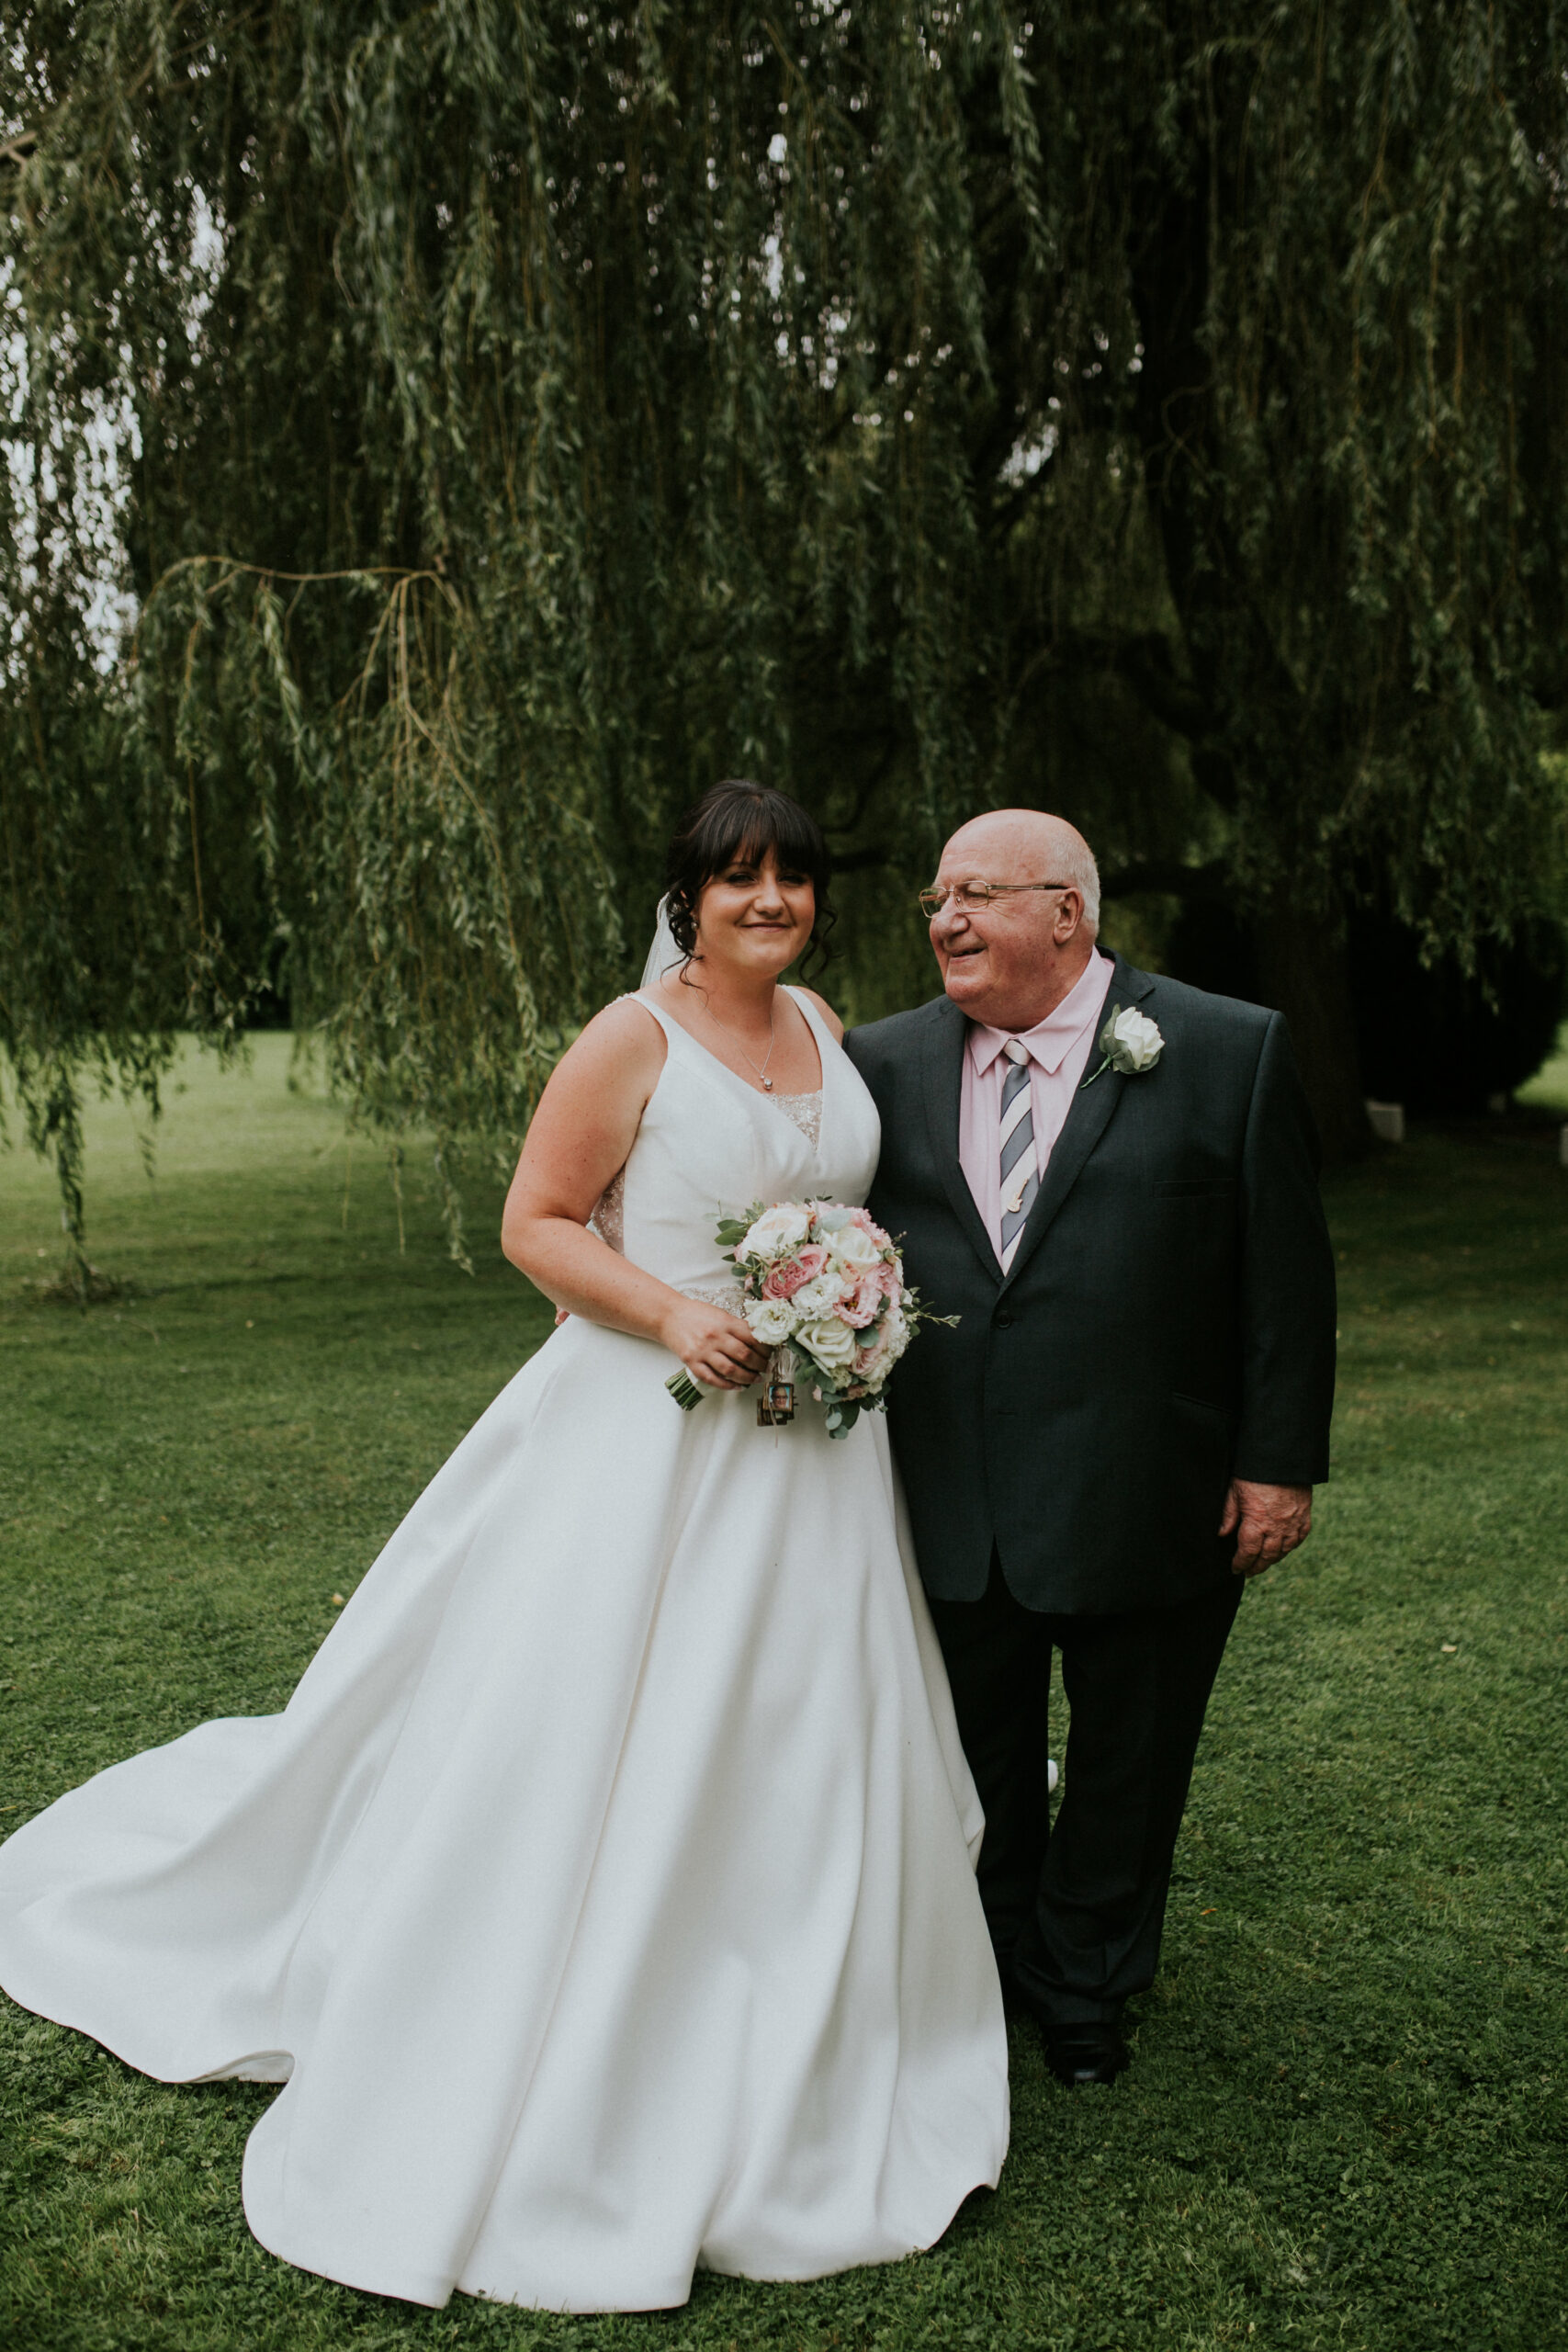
left=995, top=1309, right=1014, bottom=1329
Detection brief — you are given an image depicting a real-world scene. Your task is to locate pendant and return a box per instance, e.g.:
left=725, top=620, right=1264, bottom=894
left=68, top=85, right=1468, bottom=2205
left=762, top=1077, right=773, bottom=1091
left=758, top=1344, right=795, bottom=1426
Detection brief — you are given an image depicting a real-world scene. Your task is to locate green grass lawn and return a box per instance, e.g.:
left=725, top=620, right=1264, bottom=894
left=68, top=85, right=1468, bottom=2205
left=2, top=1040, right=1565, bottom=2352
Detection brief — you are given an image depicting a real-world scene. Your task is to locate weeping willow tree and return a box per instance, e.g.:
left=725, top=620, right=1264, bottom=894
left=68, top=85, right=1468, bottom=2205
left=4, top=0, right=1566, bottom=1272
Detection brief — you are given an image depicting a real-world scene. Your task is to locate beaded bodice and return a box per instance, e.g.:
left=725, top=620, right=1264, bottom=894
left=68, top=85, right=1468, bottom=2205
left=757, top=1090, right=822, bottom=1150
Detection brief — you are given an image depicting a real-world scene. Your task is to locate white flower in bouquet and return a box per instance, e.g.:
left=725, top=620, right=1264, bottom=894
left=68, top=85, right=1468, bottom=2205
left=791, top=1272, right=848, bottom=1317
left=739, top=1203, right=812, bottom=1261
left=828, top=1223, right=885, bottom=1272
left=799, top=1315, right=860, bottom=1374
left=746, top=1297, right=798, bottom=1346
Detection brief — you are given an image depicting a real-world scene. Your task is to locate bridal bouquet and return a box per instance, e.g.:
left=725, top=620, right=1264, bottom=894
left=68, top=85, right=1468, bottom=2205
left=667, top=1200, right=954, bottom=1438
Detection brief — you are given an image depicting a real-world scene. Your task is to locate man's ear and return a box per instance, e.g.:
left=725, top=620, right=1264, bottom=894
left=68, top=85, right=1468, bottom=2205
left=1054, top=890, right=1086, bottom=942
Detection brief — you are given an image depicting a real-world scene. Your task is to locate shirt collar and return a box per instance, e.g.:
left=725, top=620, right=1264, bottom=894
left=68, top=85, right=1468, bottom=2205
left=968, top=950, right=1116, bottom=1078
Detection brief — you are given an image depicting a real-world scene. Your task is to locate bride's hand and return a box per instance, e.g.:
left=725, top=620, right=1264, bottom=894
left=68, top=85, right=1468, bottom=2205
left=660, top=1300, right=770, bottom=1389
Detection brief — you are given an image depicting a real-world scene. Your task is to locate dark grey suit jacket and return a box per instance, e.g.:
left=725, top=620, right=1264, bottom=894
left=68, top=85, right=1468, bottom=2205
left=845, top=957, right=1337, bottom=1613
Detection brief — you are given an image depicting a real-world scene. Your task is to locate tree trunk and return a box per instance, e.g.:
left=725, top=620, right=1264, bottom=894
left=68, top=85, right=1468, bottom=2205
left=1250, top=900, right=1371, bottom=1167
left=1122, top=128, right=1369, bottom=1176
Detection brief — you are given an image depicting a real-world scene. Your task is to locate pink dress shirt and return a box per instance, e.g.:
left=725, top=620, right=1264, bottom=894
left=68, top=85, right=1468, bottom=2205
left=957, top=951, right=1117, bottom=1261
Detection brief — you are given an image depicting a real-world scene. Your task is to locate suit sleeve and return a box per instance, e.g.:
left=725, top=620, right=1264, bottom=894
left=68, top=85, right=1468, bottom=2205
left=1233, top=1012, right=1337, bottom=1486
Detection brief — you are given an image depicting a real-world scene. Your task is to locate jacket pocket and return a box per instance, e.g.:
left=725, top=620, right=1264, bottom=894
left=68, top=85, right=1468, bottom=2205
left=1156, top=1178, right=1237, bottom=1198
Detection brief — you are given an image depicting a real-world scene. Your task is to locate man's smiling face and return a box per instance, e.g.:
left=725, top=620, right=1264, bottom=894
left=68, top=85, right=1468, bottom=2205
left=929, top=810, right=1095, bottom=1032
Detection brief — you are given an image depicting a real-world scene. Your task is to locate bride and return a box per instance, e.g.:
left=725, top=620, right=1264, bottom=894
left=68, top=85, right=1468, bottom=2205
left=0, top=780, right=1009, bottom=2313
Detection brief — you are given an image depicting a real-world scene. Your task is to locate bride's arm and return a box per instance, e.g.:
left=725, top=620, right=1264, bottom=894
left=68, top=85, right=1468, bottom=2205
left=501, top=1000, right=769, bottom=1390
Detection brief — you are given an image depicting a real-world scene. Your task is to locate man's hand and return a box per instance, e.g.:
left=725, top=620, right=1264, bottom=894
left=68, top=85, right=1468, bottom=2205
left=1220, top=1479, right=1313, bottom=1578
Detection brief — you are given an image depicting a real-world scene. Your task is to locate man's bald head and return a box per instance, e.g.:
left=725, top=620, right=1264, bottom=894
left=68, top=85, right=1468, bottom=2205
left=927, top=808, right=1103, bottom=1029
left=939, top=810, right=1100, bottom=937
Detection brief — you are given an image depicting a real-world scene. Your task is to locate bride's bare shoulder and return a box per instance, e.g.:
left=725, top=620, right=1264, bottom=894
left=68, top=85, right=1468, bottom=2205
left=547, top=995, right=667, bottom=1095
left=593, top=990, right=670, bottom=1045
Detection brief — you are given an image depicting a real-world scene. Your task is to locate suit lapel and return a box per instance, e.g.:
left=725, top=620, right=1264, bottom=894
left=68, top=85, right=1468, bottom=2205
left=998, top=956, right=1157, bottom=1295
left=920, top=996, right=1003, bottom=1282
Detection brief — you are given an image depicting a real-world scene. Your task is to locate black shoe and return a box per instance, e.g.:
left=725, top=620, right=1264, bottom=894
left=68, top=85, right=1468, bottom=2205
left=1041, top=2019, right=1129, bottom=2089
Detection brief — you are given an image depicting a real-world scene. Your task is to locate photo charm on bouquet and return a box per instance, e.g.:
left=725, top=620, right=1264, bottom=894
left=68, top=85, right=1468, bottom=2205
left=666, top=1198, right=957, bottom=1435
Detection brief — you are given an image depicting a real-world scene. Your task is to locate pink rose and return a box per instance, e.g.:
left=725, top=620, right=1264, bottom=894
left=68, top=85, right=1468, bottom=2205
left=850, top=1207, right=893, bottom=1250
left=837, top=1278, right=884, bottom=1329
left=761, top=1243, right=828, bottom=1300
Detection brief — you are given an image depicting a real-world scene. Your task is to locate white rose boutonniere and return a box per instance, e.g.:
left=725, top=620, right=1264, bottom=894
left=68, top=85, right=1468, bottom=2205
left=1082, top=1001, right=1165, bottom=1089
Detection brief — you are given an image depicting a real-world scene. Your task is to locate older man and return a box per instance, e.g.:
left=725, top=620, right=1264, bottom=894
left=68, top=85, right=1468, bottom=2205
left=846, top=810, right=1336, bottom=2087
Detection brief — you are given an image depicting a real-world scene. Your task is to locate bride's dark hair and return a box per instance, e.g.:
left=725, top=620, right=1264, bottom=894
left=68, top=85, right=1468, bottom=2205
left=664, top=780, right=837, bottom=980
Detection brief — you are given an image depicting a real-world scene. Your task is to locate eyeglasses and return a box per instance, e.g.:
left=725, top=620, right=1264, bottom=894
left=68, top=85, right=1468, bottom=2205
left=917, top=879, right=1074, bottom=919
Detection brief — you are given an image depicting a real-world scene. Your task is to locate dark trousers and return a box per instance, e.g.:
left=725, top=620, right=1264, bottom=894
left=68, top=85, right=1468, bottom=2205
left=927, top=1555, right=1243, bottom=2026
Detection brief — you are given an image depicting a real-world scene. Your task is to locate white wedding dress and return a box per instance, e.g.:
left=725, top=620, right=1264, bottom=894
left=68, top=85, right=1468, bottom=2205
left=0, top=986, right=1009, bottom=2313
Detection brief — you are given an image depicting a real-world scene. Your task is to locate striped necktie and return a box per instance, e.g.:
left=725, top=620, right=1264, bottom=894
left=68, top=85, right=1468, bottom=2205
left=998, top=1038, right=1039, bottom=1272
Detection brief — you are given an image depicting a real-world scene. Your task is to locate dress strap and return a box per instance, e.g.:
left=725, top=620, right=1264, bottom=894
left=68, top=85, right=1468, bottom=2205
left=781, top=985, right=834, bottom=1056
left=782, top=987, right=841, bottom=1093
left=622, top=989, right=682, bottom=1046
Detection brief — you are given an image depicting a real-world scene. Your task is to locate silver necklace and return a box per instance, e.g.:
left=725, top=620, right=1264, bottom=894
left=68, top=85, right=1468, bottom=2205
left=704, top=996, right=779, bottom=1091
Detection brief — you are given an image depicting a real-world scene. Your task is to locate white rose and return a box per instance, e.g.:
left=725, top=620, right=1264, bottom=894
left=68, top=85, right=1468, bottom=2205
left=739, top=1203, right=811, bottom=1261
left=828, top=1224, right=883, bottom=1272
left=799, top=1315, right=859, bottom=1373
left=1105, top=1005, right=1163, bottom=1074
left=791, top=1273, right=845, bottom=1317
left=746, top=1297, right=798, bottom=1344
